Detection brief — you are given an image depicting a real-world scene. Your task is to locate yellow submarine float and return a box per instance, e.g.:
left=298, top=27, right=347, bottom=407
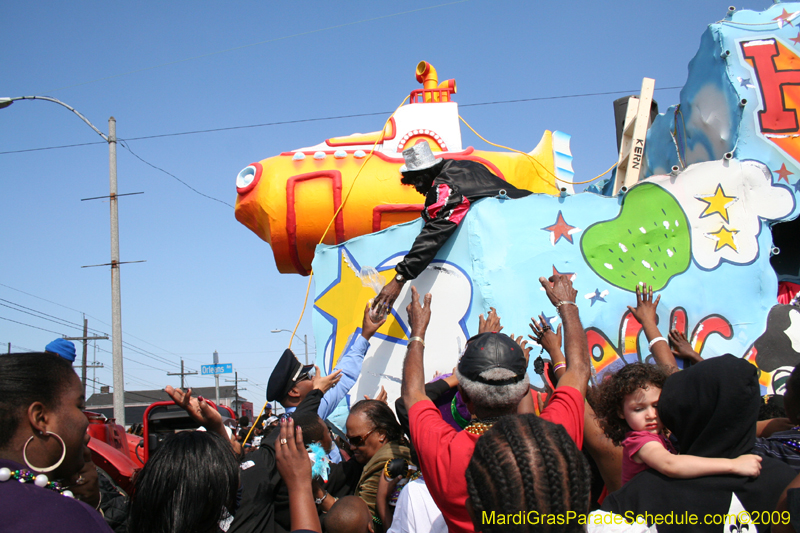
left=234, top=61, right=574, bottom=275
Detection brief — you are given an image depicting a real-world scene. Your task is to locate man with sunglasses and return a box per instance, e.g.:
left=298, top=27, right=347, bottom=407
left=267, top=303, right=387, bottom=428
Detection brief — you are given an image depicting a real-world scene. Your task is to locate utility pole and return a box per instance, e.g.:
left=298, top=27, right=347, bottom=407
left=225, top=371, right=248, bottom=417
left=213, top=350, right=220, bottom=407
left=167, top=359, right=198, bottom=389
left=65, top=317, right=108, bottom=395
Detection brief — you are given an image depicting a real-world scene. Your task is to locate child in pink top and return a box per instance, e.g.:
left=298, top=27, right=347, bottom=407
left=593, top=362, right=762, bottom=485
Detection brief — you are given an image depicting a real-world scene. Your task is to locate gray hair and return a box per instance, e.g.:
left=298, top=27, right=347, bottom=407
left=455, top=367, right=530, bottom=411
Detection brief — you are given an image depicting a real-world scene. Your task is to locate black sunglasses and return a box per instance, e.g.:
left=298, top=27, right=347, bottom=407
left=346, top=428, right=376, bottom=447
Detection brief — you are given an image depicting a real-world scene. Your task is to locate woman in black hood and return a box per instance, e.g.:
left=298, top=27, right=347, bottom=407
left=601, top=354, right=795, bottom=532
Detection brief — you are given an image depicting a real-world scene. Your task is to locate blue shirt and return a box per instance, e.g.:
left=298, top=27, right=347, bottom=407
left=285, top=334, right=370, bottom=462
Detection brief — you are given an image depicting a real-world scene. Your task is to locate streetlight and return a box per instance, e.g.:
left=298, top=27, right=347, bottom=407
left=271, top=329, right=309, bottom=365
left=1, top=95, right=127, bottom=426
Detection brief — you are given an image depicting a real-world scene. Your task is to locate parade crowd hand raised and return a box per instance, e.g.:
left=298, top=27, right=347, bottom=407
left=365, top=385, right=388, bottom=403
left=511, top=334, right=533, bottom=362
left=627, top=284, right=661, bottom=326
left=539, top=274, right=577, bottom=307
left=275, top=419, right=312, bottom=489
left=669, top=329, right=703, bottom=363
left=529, top=315, right=563, bottom=355
left=362, top=302, right=387, bottom=340
left=406, top=286, right=432, bottom=336
left=478, top=307, right=503, bottom=334
left=165, top=385, right=223, bottom=433
left=312, top=366, right=342, bottom=393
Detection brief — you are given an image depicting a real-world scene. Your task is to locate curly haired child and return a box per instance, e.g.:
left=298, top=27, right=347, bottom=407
left=593, top=362, right=762, bottom=485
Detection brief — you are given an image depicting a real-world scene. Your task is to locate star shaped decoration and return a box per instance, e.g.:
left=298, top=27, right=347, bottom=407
left=707, top=225, right=739, bottom=252
left=541, top=210, right=580, bottom=245
left=315, top=248, right=408, bottom=368
left=552, top=264, right=576, bottom=281
left=585, top=289, right=608, bottom=307
left=795, top=178, right=800, bottom=194
left=773, top=8, right=797, bottom=28
left=539, top=313, right=557, bottom=329
left=737, top=76, right=755, bottom=88
left=695, top=184, right=738, bottom=224
left=774, top=163, right=794, bottom=184
left=792, top=31, right=800, bottom=46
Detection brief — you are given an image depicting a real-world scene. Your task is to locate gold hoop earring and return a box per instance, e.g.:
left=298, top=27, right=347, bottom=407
left=23, top=431, right=66, bottom=473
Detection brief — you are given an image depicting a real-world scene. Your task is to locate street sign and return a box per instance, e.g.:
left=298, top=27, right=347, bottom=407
left=201, top=363, right=232, bottom=375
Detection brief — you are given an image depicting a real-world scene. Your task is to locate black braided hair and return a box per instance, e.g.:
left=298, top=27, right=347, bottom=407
left=465, top=414, right=591, bottom=533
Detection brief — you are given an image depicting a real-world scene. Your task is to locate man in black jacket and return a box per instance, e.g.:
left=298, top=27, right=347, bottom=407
left=372, top=142, right=530, bottom=314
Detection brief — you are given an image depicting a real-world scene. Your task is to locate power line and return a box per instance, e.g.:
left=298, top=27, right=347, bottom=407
left=0, top=85, right=684, bottom=157
left=40, top=1, right=470, bottom=95
left=0, top=298, right=108, bottom=335
left=119, top=140, right=233, bottom=208
left=0, top=283, right=189, bottom=369
left=0, top=315, right=66, bottom=336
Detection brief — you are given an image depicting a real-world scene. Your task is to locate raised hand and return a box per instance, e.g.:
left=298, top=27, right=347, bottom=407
left=511, top=334, right=533, bottom=363
left=362, top=302, right=387, bottom=340
left=406, top=286, right=432, bottom=337
left=165, top=385, right=224, bottom=434
left=669, top=329, right=703, bottom=363
left=539, top=274, right=578, bottom=308
left=365, top=385, right=388, bottom=404
left=478, top=307, right=503, bottom=334
left=312, top=367, right=342, bottom=393
left=275, top=419, right=313, bottom=489
left=529, top=315, right=563, bottom=356
left=627, top=284, right=660, bottom=327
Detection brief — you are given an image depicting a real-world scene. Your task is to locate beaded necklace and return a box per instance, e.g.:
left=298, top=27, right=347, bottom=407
left=0, top=467, right=74, bottom=498
left=464, top=417, right=502, bottom=436
left=772, top=426, right=800, bottom=453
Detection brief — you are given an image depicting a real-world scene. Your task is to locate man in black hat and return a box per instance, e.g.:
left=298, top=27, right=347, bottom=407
left=268, top=303, right=386, bottom=423
left=371, top=142, right=531, bottom=316
left=400, top=273, right=591, bottom=532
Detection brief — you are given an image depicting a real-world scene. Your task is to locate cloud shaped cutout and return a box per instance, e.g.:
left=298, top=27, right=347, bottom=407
left=647, top=159, right=794, bottom=270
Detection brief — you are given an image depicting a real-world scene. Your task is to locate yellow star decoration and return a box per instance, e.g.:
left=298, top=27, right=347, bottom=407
left=695, top=184, right=737, bottom=224
left=708, top=225, right=739, bottom=252
left=314, top=250, right=408, bottom=368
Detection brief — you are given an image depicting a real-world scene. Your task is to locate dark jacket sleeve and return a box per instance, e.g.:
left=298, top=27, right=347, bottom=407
left=395, top=379, right=453, bottom=439
left=394, top=179, right=469, bottom=280
left=262, top=390, right=324, bottom=448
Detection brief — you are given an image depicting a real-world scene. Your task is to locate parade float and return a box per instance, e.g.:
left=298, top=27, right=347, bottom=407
left=234, top=5, right=800, bottom=424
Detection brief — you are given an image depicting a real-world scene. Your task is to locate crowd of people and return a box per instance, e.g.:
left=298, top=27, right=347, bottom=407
left=2, top=273, right=800, bottom=533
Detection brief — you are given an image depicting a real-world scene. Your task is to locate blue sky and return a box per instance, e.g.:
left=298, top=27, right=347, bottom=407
left=0, top=0, right=761, bottom=402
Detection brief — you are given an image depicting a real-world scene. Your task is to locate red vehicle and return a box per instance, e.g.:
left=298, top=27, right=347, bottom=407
left=85, top=400, right=235, bottom=491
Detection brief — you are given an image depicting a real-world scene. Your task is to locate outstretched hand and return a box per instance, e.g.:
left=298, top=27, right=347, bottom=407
left=362, top=302, right=387, bottom=340
left=165, top=385, right=224, bottom=435
left=669, top=329, right=703, bottom=363
left=365, top=385, right=388, bottom=403
left=478, top=307, right=503, bottom=334
left=539, top=274, right=577, bottom=308
left=372, top=279, right=403, bottom=318
left=406, top=286, right=432, bottom=337
left=529, top=315, right=563, bottom=356
left=511, top=334, right=533, bottom=363
left=627, top=284, right=660, bottom=327
left=275, top=418, right=313, bottom=490
left=312, top=366, right=342, bottom=393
